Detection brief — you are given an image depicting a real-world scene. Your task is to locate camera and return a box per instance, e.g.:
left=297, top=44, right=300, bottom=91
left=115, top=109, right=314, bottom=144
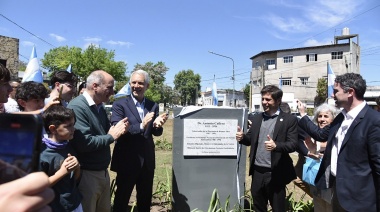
left=0, top=114, right=42, bottom=184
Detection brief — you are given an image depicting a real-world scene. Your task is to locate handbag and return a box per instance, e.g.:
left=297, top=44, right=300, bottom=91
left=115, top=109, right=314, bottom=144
left=302, top=157, right=321, bottom=186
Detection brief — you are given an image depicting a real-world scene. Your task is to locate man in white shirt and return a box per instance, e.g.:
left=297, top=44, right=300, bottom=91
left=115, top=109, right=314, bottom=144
left=298, top=73, right=380, bottom=211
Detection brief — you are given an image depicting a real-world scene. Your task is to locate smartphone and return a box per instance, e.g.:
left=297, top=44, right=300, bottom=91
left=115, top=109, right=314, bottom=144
left=0, top=114, right=43, bottom=184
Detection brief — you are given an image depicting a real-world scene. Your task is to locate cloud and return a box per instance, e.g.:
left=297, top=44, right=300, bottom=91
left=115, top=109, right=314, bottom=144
left=21, top=41, right=35, bottom=47
left=49, top=33, right=66, bottom=42
left=107, top=40, right=134, bottom=48
left=82, top=37, right=102, bottom=49
left=303, top=39, right=332, bottom=47
left=263, top=0, right=364, bottom=33
left=83, top=37, right=102, bottom=43
left=266, top=14, right=310, bottom=33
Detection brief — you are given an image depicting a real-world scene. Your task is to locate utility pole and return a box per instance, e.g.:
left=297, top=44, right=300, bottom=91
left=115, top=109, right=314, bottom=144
left=208, top=51, right=235, bottom=107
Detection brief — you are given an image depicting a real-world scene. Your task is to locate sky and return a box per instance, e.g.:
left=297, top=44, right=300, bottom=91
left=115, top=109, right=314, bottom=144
left=1, top=0, right=379, bottom=91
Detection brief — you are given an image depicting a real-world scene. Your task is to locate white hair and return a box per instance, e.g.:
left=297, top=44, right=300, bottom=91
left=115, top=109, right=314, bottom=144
left=312, top=103, right=340, bottom=124
left=131, top=69, right=150, bottom=84
left=86, top=70, right=104, bottom=89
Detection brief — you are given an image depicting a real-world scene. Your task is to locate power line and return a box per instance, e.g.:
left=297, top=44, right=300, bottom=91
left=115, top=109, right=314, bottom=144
left=0, top=13, right=56, bottom=48
left=290, top=4, right=380, bottom=48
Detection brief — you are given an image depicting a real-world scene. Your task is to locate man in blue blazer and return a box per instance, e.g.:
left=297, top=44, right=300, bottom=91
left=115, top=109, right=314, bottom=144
left=110, top=70, right=168, bottom=212
left=298, top=73, right=380, bottom=211
left=236, top=85, right=298, bottom=212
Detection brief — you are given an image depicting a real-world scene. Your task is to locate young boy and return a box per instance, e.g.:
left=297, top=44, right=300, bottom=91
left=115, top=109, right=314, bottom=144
left=40, top=105, right=82, bottom=212
left=15, top=81, right=59, bottom=114
left=45, top=70, right=77, bottom=107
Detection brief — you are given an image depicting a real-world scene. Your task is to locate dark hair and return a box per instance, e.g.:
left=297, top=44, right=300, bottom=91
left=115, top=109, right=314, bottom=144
left=376, top=96, right=380, bottom=106
left=261, top=85, right=283, bottom=102
left=335, top=73, right=366, bottom=100
left=78, top=81, right=86, bottom=95
left=279, top=102, right=291, bottom=114
left=50, top=70, right=77, bottom=89
left=42, top=105, right=75, bottom=135
left=15, top=82, right=49, bottom=110
left=0, top=63, right=11, bottom=82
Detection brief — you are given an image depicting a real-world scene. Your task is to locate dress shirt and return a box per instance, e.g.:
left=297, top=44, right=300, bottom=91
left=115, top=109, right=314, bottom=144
left=331, top=101, right=366, bottom=176
left=131, top=95, right=146, bottom=130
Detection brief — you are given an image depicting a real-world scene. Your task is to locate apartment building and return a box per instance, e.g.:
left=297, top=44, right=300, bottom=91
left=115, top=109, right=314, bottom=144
left=249, top=30, right=360, bottom=112
left=201, top=89, right=247, bottom=108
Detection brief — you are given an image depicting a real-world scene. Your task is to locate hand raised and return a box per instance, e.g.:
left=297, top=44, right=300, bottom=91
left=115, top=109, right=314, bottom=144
left=153, top=113, right=168, bottom=128
left=142, top=112, right=154, bottom=129
left=236, top=126, right=244, bottom=142
left=108, top=117, right=129, bottom=140
left=264, top=135, right=276, bottom=151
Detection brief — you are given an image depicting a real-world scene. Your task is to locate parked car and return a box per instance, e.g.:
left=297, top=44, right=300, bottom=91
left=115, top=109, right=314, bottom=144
left=104, top=105, right=112, bottom=120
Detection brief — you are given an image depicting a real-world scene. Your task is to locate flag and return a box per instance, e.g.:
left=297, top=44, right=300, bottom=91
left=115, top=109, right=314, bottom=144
left=327, top=62, right=336, bottom=98
left=212, top=81, right=218, bottom=106
left=22, top=46, right=43, bottom=83
left=114, top=81, right=131, bottom=99
left=66, top=63, right=72, bottom=73
left=279, top=74, right=283, bottom=89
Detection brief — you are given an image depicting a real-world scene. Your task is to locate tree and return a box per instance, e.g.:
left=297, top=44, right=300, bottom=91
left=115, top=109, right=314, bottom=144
left=314, top=78, right=327, bottom=107
left=243, top=83, right=250, bottom=104
left=173, top=69, right=201, bottom=106
left=18, top=60, right=27, bottom=72
left=41, top=45, right=127, bottom=82
left=134, top=61, right=169, bottom=103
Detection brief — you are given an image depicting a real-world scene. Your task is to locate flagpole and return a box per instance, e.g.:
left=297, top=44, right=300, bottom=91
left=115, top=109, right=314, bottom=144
left=327, top=62, right=329, bottom=101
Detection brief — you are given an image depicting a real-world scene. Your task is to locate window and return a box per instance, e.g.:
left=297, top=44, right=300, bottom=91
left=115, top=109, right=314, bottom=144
left=266, top=59, right=275, bottom=65
left=332, top=51, right=343, bottom=60
left=0, top=59, right=6, bottom=66
left=300, top=77, right=309, bottom=85
left=282, top=79, right=292, bottom=86
left=306, top=54, right=317, bottom=62
left=283, top=56, right=293, bottom=63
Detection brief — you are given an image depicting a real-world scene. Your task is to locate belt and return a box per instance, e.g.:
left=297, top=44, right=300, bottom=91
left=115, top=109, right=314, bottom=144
left=254, top=165, right=272, bottom=173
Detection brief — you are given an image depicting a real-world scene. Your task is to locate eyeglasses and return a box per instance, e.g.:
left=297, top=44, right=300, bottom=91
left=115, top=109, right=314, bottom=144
left=63, top=83, right=76, bottom=89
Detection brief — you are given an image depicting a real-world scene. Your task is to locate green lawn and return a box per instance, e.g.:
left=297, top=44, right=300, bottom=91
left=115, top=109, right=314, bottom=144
left=109, top=113, right=312, bottom=211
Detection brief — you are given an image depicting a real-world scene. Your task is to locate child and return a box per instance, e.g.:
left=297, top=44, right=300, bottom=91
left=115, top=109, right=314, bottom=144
left=40, top=105, right=82, bottom=212
left=45, top=70, right=78, bottom=107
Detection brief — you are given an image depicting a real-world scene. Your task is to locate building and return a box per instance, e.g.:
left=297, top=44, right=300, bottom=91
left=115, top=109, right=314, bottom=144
left=201, top=88, right=247, bottom=108
left=249, top=28, right=360, bottom=112
left=0, top=35, right=19, bottom=79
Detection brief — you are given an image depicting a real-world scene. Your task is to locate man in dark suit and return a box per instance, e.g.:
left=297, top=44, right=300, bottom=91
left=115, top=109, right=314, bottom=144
left=236, top=85, right=298, bottom=212
left=111, top=69, right=168, bottom=212
left=298, top=73, right=380, bottom=211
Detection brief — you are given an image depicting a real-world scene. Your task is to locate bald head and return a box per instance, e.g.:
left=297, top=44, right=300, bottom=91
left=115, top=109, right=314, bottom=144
left=85, top=70, right=115, bottom=104
left=86, top=70, right=113, bottom=89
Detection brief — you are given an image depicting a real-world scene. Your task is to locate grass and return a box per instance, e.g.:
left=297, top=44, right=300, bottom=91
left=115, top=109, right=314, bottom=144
left=108, top=111, right=312, bottom=211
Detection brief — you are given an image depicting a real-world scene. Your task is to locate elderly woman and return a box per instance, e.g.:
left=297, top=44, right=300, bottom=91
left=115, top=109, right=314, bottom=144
left=298, top=102, right=339, bottom=212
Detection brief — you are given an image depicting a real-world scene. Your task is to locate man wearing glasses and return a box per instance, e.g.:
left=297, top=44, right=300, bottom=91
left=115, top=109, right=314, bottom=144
left=4, top=80, right=20, bottom=113
left=45, top=70, right=77, bottom=107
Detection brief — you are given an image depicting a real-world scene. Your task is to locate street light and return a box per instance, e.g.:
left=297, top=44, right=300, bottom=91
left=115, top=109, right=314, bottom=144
left=208, top=51, right=235, bottom=107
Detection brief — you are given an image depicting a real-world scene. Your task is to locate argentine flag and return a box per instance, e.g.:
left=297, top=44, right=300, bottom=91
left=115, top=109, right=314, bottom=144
left=22, top=46, right=43, bottom=83
left=212, top=81, right=218, bottom=106
left=66, top=63, right=72, bottom=73
left=279, top=74, right=283, bottom=89
left=114, top=81, right=131, bottom=99
left=327, top=62, right=336, bottom=98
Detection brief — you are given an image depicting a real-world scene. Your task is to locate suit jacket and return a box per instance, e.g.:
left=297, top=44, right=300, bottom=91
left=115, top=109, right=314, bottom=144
left=299, top=105, right=380, bottom=211
left=240, top=111, right=298, bottom=186
left=110, top=95, right=163, bottom=174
